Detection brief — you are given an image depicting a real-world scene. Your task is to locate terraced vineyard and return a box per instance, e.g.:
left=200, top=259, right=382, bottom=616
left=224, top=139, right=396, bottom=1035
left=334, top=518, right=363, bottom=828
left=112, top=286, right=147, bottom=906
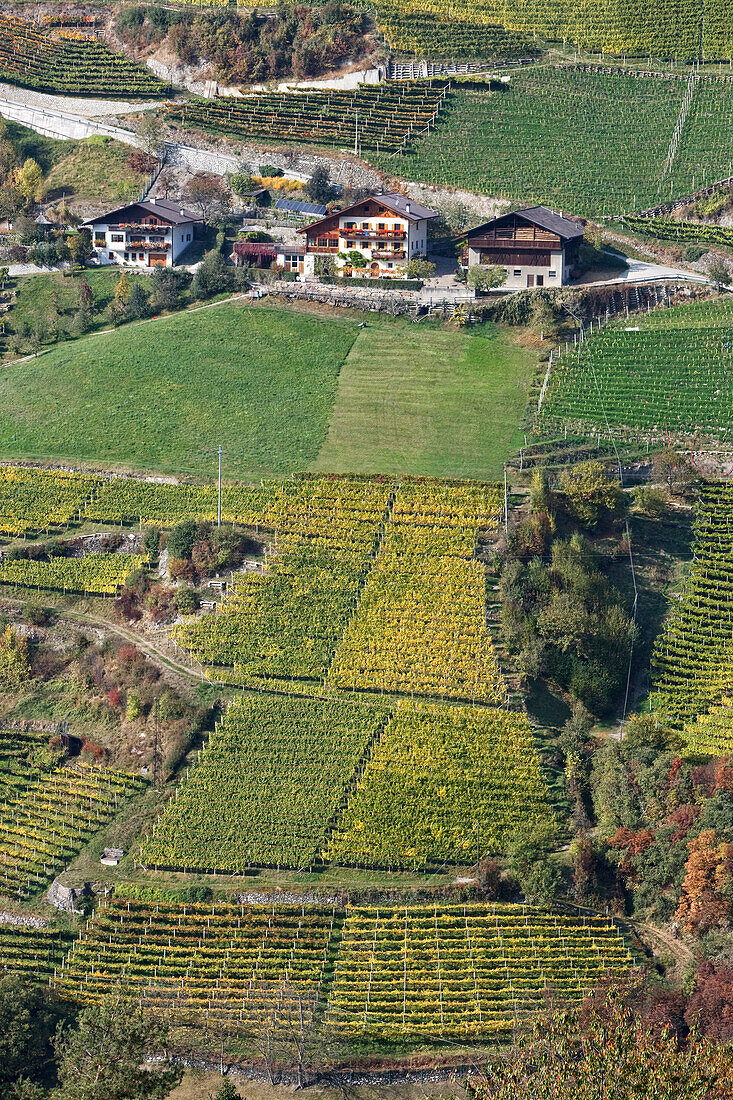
left=0, top=924, right=75, bottom=979
left=0, top=729, right=56, bottom=799
left=328, top=480, right=503, bottom=703
left=373, top=6, right=538, bottom=58
left=140, top=694, right=388, bottom=871
left=57, top=899, right=338, bottom=1033
left=540, top=296, right=733, bottom=441
left=622, top=215, right=733, bottom=249
left=0, top=13, right=162, bottom=97
left=326, top=702, right=553, bottom=869
left=653, top=482, right=733, bottom=734
left=0, top=552, right=147, bottom=595
left=367, top=0, right=733, bottom=60
left=326, top=904, right=633, bottom=1038
left=0, top=764, right=144, bottom=898
left=0, top=466, right=99, bottom=537
left=370, top=70, right=733, bottom=217
left=166, top=81, right=450, bottom=155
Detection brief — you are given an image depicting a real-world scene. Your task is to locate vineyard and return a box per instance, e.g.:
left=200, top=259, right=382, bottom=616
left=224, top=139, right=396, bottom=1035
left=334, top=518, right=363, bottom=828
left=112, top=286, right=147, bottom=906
left=0, top=924, right=75, bottom=979
left=367, top=0, right=733, bottom=61
left=166, top=81, right=450, bottom=155
left=0, top=466, right=99, bottom=537
left=540, top=296, right=733, bottom=440
left=53, top=899, right=631, bottom=1039
left=0, top=13, right=162, bottom=97
left=327, top=904, right=633, bottom=1038
left=326, top=703, right=553, bottom=869
left=328, top=480, right=504, bottom=703
left=622, top=215, right=733, bottom=249
left=370, top=70, right=733, bottom=218
left=0, top=552, right=147, bottom=596
left=653, top=482, right=733, bottom=733
left=140, top=694, right=388, bottom=871
left=57, top=899, right=337, bottom=1032
left=0, top=763, right=144, bottom=898
left=0, top=728, right=56, bottom=799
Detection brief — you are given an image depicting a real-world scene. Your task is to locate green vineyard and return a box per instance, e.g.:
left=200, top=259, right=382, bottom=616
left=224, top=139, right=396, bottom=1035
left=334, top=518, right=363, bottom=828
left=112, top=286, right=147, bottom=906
left=0, top=924, right=75, bottom=979
left=0, top=553, right=148, bottom=596
left=368, top=0, right=733, bottom=61
left=166, top=81, right=450, bottom=155
left=54, top=899, right=632, bottom=1039
left=653, top=482, right=733, bottom=735
left=622, top=215, right=733, bottom=249
left=0, top=466, right=100, bottom=538
left=327, top=904, right=633, bottom=1038
left=369, top=70, right=733, bottom=218
left=57, top=900, right=337, bottom=1032
left=140, top=694, right=388, bottom=871
left=0, top=763, right=144, bottom=898
left=540, top=296, right=733, bottom=440
left=0, top=728, right=56, bottom=799
left=0, top=13, right=163, bottom=97
left=326, top=703, right=553, bottom=869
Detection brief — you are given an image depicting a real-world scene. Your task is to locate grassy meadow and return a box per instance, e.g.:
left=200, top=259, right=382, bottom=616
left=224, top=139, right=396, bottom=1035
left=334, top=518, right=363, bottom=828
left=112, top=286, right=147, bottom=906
left=0, top=301, right=533, bottom=480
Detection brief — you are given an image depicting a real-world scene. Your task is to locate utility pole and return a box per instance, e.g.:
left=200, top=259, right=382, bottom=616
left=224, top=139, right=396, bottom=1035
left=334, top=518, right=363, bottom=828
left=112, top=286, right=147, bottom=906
left=504, top=466, right=508, bottom=532
left=217, top=445, right=223, bottom=528
left=354, top=109, right=359, bottom=156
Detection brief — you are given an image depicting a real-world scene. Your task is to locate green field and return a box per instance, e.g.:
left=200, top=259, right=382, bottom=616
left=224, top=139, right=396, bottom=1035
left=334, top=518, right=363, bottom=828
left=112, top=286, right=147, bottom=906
left=313, top=317, right=533, bottom=479
left=0, top=303, right=532, bottom=480
left=372, top=70, right=733, bottom=217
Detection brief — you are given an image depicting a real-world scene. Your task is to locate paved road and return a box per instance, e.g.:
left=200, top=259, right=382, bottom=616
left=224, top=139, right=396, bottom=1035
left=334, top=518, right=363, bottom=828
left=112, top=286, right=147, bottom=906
left=579, top=253, right=712, bottom=287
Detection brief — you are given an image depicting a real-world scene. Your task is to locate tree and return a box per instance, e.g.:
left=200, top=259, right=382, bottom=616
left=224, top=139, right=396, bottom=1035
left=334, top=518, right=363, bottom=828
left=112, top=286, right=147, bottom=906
left=13, top=158, right=43, bottom=204
left=67, top=230, right=93, bottom=267
left=114, top=271, right=130, bottom=303
left=651, top=447, right=694, bottom=496
left=210, top=1083, right=243, bottom=1100
left=0, top=976, right=61, bottom=1088
left=191, top=249, right=234, bottom=298
left=136, top=114, right=167, bottom=164
left=557, top=460, right=624, bottom=529
left=305, top=165, right=337, bottom=205
left=184, top=173, right=231, bottom=225
left=506, top=822, right=561, bottom=904
left=470, top=986, right=733, bottom=1100
left=466, top=264, right=507, bottom=291
left=707, top=256, right=732, bottom=290
left=676, top=828, right=733, bottom=935
left=404, top=257, right=436, bottom=280
left=126, top=282, right=150, bottom=321
left=150, top=267, right=191, bottom=312
left=0, top=626, right=30, bottom=689
left=54, top=995, right=181, bottom=1100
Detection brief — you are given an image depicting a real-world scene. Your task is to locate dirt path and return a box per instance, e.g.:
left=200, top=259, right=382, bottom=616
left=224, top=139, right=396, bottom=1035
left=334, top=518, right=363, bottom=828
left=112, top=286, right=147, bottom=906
left=640, top=922, right=694, bottom=978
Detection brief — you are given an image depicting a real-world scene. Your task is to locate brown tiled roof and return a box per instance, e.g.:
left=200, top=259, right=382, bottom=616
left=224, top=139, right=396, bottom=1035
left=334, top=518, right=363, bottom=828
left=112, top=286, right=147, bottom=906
left=84, top=199, right=201, bottom=227
left=456, top=205, right=585, bottom=242
left=298, top=192, right=438, bottom=234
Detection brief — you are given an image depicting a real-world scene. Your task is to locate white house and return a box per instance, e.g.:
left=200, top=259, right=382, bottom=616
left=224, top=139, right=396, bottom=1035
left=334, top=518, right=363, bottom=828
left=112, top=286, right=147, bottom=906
left=84, top=199, right=202, bottom=269
left=456, top=207, right=585, bottom=290
left=298, top=193, right=438, bottom=278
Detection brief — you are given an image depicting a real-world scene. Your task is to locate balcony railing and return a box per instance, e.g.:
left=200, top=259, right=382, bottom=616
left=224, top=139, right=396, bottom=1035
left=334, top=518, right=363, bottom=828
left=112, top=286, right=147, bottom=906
left=340, top=229, right=406, bottom=241
left=125, top=241, right=171, bottom=252
left=372, top=249, right=406, bottom=260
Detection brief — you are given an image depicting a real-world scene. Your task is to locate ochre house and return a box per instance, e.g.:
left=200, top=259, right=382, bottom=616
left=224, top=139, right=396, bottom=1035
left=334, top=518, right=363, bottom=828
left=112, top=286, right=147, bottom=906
left=299, top=193, right=438, bottom=278
left=84, top=199, right=202, bottom=269
left=457, top=206, right=585, bottom=290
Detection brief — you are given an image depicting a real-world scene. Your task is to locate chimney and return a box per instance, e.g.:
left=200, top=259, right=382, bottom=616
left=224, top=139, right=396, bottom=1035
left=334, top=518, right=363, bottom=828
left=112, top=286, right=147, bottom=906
left=180, top=209, right=185, bottom=216
left=150, top=198, right=155, bottom=205
left=405, top=202, right=411, bottom=214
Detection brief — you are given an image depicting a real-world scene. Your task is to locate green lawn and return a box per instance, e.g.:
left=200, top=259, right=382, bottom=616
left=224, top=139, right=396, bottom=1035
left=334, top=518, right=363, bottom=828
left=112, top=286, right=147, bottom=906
left=0, top=302, right=359, bottom=479
left=313, top=316, right=534, bottom=480
left=0, top=302, right=533, bottom=480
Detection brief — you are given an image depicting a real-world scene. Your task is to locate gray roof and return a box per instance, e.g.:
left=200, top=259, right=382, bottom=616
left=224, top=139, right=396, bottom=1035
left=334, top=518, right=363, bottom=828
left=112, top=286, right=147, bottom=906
left=373, top=193, right=439, bottom=221
left=516, top=206, right=585, bottom=239
left=274, top=198, right=328, bottom=216
left=84, top=198, right=201, bottom=227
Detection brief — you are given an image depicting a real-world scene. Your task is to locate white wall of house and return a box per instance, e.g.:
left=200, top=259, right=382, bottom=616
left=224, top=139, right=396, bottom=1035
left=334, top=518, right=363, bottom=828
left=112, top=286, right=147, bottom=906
left=88, top=220, right=196, bottom=268
left=334, top=212, right=429, bottom=276
left=467, top=246, right=567, bottom=289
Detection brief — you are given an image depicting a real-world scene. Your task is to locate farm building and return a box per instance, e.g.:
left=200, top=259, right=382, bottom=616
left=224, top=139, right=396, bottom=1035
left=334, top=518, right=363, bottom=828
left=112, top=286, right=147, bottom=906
left=299, top=193, right=438, bottom=278
left=231, top=241, right=307, bottom=273
left=84, top=199, right=202, bottom=269
left=456, top=207, right=585, bottom=289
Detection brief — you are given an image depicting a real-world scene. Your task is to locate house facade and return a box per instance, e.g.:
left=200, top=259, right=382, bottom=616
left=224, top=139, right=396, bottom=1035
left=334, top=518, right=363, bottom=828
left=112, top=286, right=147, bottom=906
left=457, top=207, right=585, bottom=290
left=299, top=193, right=438, bottom=278
left=84, top=199, right=202, bottom=269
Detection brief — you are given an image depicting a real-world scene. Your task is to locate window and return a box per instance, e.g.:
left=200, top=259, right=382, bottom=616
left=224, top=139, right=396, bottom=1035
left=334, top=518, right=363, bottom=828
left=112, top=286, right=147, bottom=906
left=186, top=233, right=191, bottom=242
left=361, top=222, right=369, bottom=229
left=378, top=222, right=385, bottom=230
left=108, top=252, right=114, bottom=261
left=317, top=237, right=330, bottom=248
left=537, top=275, right=544, bottom=286
left=111, top=234, right=123, bottom=243
left=138, top=253, right=144, bottom=261
left=181, top=234, right=185, bottom=242
left=124, top=252, right=129, bottom=261
left=347, top=241, right=354, bottom=249
left=513, top=269, right=521, bottom=277
left=387, top=262, right=393, bottom=269
left=549, top=269, right=557, bottom=277
left=527, top=274, right=535, bottom=288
